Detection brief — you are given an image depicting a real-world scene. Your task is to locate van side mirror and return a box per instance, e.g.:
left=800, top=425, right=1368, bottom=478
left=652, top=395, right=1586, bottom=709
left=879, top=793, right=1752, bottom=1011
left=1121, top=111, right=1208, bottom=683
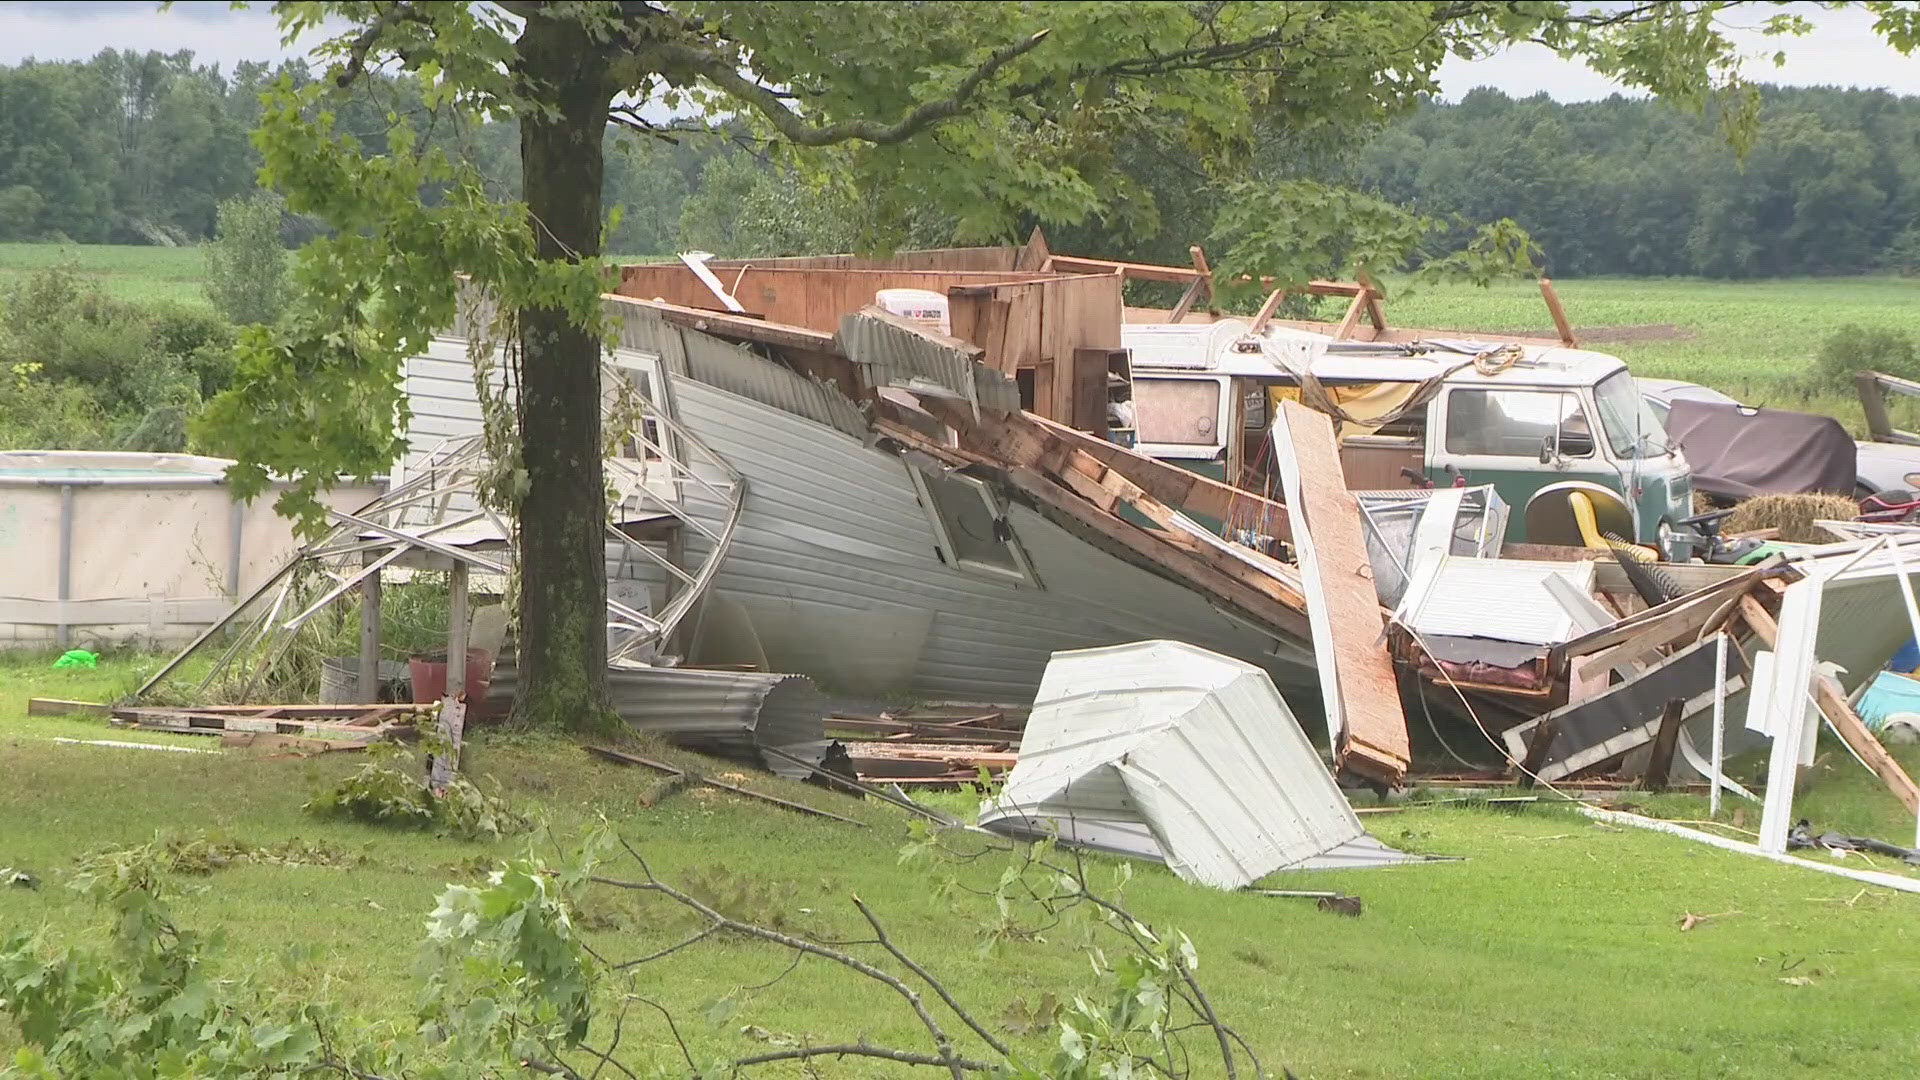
left=1538, top=435, right=1556, bottom=465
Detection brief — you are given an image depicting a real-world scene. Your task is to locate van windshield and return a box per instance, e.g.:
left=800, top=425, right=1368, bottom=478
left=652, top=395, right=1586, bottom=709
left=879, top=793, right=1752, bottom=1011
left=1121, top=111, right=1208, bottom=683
left=1594, top=371, right=1670, bottom=459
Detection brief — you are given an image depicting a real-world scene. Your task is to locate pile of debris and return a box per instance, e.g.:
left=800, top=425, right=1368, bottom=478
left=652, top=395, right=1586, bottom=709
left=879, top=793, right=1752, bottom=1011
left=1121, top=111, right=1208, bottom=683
left=103, top=234, right=1920, bottom=895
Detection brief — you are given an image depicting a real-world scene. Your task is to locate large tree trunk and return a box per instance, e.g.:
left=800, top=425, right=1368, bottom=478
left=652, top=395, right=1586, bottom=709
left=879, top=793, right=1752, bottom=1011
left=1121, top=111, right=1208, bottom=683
left=513, top=18, right=614, bottom=729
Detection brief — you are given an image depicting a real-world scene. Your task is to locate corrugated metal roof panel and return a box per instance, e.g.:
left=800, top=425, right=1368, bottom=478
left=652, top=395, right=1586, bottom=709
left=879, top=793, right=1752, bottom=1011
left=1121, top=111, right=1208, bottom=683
left=838, top=308, right=1021, bottom=415
left=608, top=297, right=869, bottom=436
left=486, top=656, right=826, bottom=777
left=980, top=641, right=1409, bottom=889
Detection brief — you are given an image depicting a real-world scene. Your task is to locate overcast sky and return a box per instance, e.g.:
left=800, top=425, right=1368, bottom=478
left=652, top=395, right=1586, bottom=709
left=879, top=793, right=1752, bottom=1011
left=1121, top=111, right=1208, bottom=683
left=1, top=0, right=1916, bottom=100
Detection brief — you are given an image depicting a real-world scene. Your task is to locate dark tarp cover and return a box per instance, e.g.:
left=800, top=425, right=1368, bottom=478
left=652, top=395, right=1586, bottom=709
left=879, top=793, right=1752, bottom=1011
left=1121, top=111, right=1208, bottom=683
left=1668, top=399, right=1857, bottom=500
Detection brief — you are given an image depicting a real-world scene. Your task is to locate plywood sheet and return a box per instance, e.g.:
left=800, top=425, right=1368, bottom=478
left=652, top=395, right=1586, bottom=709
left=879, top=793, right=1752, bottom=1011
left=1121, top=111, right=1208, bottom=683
left=1275, top=401, right=1410, bottom=786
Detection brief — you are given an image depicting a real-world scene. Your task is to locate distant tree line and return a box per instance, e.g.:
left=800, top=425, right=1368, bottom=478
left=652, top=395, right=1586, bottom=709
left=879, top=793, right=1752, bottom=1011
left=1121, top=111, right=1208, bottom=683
left=1338, top=86, right=1920, bottom=278
left=4, top=50, right=1920, bottom=277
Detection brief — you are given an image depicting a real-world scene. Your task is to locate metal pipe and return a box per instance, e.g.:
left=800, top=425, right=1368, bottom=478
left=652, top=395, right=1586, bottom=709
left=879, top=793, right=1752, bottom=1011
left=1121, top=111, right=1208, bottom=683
left=1710, top=631, right=1727, bottom=818
left=225, top=499, right=244, bottom=598
left=56, top=484, right=73, bottom=649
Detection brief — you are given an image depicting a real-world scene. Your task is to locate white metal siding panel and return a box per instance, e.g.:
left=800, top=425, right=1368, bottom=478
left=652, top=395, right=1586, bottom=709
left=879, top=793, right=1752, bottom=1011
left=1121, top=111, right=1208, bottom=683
left=667, top=377, right=1311, bottom=701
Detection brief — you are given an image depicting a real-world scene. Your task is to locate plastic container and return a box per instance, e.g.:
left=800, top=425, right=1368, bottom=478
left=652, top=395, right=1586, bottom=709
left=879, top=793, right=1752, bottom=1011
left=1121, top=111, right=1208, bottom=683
left=874, top=288, right=950, bottom=336
left=409, top=648, right=496, bottom=706
left=320, top=657, right=408, bottom=704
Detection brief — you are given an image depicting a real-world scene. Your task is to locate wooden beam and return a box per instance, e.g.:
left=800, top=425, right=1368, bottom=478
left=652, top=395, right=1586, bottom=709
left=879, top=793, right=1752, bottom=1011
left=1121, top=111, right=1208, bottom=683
left=358, top=570, right=382, bottom=703
left=1557, top=568, right=1775, bottom=664
left=1247, top=288, right=1286, bottom=337
left=1190, top=245, right=1220, bottom=316
left=1166, top=277, right=1205, bottom=324
left=1332, top=289, right=1370, bottom=341
left=1006, top=462, right=1311, bottom=638
left=1539, top=279, right=1576, bottom=347
left=1363, top=289, right=1388, bottom=333
left=1014, top=227, right=1051, bottom=271
left=986, top=409, right=1291, bottom=537
left=880, top=416, right=1311, bottom=638
left=1276, top=401, right=1410, bottom=786
left=1738, top=594, right=1920, bottom=817
left=1046, top=254, right=1207, bottom=283
left=1644, top=698, right=1686, bottom=790
left=605, top=293, right=841, bottom=354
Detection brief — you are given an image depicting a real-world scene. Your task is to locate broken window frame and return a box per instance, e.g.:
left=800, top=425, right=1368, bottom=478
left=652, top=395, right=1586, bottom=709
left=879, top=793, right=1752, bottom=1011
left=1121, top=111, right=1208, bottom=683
left=906, top=465, right=1041, bottom=588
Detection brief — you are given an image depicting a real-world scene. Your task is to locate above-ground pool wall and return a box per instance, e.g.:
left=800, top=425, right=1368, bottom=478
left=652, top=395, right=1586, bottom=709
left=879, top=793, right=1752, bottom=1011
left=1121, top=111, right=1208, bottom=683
left=0, top=467, right=385, bottom=649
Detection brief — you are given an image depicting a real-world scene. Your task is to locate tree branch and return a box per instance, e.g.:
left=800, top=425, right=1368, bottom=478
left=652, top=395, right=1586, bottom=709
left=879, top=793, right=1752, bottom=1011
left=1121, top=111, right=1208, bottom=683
left=730, top=1043, right=993, bottom=1071
left=596, top=839, right=973, bottom=1079
left=850, top=896, right=1012, bottom=1060
left=334, top=0, right=427, bottom=89
left=668, top=29, right=1053, bottom=146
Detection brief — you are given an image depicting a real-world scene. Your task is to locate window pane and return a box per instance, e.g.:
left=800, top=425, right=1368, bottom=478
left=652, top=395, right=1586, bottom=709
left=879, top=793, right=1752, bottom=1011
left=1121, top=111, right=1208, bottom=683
left=923, top=471, right=1020, bottom=574
left=1594, top=371, right=1669, bottom=458
left=1133, top=378, right=1222, bottom=446
left=1444, top=389, right=1594, bottom=458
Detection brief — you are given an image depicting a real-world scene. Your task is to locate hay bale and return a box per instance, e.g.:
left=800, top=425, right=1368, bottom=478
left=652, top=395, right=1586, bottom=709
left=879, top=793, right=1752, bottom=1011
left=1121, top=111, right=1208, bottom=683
left=1723, top=493, right=1859, bottom=544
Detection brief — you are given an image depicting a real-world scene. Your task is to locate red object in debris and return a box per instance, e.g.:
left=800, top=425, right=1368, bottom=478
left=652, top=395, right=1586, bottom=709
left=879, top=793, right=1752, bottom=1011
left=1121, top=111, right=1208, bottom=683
left=409, top=649, right=496, bottom=707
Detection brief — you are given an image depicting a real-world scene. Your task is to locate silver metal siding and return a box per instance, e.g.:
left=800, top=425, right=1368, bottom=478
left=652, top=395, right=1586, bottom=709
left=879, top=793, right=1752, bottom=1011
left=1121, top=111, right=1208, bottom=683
left=668, top=377, right=1310, bottom=702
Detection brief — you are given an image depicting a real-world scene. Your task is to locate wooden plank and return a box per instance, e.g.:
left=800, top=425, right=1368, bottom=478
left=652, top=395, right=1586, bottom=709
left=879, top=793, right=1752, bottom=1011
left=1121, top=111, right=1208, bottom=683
left=604, top=293, right=840, bottom=353
left=111, top=712, right=396, bottom=740
left=879, top=414, right=1311, bottom=636
left=1166, top=277, right=1205, bottom=325
left=1854, top=371, right=1917, bottom=444
left=116, top=703, right=428, bottom=717
left=1737, top=596, right=1920, bottom=816
left=1070, top=348, right=1114, bottom=431
left=1332, top=289, right=1370, bottom=341
left=1014, top=227, right=1051, bottom=271
left=1190, top=245, right=1220, bottom=316
left=1276, top=401, right=1410, bottom=786
left=1363, top=290, right=1388, bottom=333
left=1644, top=698, right=1686, bottom=790
left=1247, top=289, right=1286, bottom=337
left=27, top=697, right=109, bottom=717
left=1557, top=568, right=1774, bottom=663
left=1028, top=414, right=1291, bottom=537
left=221, top=732, right=368, bottom=755
left=1046, top=254, right=1207, bottom=284
left=1539, top=278, right=1577, bottom=347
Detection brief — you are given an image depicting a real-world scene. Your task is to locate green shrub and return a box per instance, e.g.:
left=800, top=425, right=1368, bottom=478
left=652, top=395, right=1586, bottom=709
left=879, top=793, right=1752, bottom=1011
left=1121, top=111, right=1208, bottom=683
left=203, top=192, right=288, bottom=326
left=1814, top=323, right=1920, bottom=390
left=305, top=742, right=527, bottom=841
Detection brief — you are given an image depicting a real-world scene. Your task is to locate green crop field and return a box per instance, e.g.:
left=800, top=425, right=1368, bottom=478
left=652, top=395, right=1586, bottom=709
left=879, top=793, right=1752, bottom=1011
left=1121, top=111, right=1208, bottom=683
left=1384, top=276, right=1920, bottom=428
left=0, top=241, right=210, bottom=307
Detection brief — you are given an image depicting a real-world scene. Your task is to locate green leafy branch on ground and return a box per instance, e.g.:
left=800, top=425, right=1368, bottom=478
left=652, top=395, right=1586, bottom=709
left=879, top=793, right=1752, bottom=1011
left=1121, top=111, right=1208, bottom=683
left=305, top=742, right=528, bottom=842
left=1, top=822, right=1275, bottom=1079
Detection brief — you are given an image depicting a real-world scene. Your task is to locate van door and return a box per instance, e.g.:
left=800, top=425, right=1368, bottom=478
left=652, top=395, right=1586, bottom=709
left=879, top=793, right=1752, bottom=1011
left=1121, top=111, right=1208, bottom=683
left=1429, top=385, right=1617, bottom=541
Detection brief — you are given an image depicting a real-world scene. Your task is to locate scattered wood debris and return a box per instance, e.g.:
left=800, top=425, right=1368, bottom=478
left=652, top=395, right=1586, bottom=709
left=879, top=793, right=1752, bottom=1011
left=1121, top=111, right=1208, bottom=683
left=108, top=703, right=427, bottom=746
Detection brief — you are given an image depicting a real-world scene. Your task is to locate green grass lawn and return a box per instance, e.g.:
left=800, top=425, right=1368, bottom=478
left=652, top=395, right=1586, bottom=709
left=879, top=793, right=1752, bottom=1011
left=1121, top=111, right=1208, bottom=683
left=0, top=242, right=210, bottom=307
left=5, top=653, right=1920, bottom=1078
